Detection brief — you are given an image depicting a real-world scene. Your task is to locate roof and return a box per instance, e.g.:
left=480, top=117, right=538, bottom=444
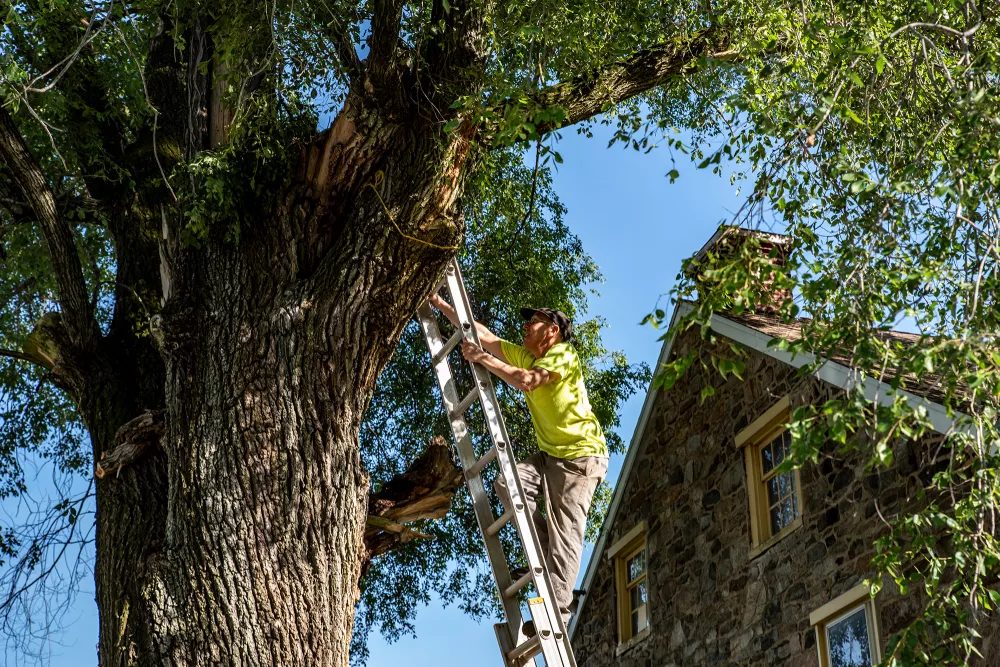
left=568, top=301, right=958, bottom=639
left=723, top=310, right=948, bottom=404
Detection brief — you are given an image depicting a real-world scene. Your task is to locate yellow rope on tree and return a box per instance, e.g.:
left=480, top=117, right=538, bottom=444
left=365, top=171, right=459, bottom=251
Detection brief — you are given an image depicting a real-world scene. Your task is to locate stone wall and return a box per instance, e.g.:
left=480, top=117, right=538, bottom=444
left=570, top=329, right=995, bottom=666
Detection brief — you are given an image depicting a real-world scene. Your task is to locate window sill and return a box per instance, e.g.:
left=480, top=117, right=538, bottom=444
left=748, top=516, right=803, bottom=560
left=615, top=626, right=650, bottom=656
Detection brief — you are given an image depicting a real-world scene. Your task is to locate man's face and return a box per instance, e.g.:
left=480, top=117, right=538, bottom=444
left=522, top=313, right=558, bottom=354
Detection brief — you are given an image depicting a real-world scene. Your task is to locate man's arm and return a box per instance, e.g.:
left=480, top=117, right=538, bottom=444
left=461, top=343, right=560, bottom=393
left=428, top=293, right=506, bottom=361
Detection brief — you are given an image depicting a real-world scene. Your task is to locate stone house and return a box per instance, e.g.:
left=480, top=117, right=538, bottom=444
left=568, top=228, right=996, bottom=666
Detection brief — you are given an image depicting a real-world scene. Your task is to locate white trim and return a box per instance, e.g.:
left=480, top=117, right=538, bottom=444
left=605, top=521, right=647, bottom=561
left=569, top=300, right=959, bottom=640
left=706, top=314, right=958, bottom=436
left=568, top=304, right=686, bottom=640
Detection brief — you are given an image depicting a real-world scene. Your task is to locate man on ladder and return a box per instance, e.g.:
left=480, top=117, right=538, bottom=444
left=428, top=294, right=609, bottom=631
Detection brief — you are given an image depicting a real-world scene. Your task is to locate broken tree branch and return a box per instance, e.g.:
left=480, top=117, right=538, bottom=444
left=362, top=435, right=464, bottom=561
left=0, top=349, right=40, bottom=365
left=95, top=409, right=166, bottom=479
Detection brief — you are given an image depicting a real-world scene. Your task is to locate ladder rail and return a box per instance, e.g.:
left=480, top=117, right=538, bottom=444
left=418, top=259, right=578, bottom=667
left=443, top=264, right=575, bottom=655
left=416, top=303, right=527, bottom=645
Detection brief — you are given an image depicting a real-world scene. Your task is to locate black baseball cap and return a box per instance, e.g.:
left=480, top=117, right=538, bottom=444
left=520, top=307, right=573, bottom=342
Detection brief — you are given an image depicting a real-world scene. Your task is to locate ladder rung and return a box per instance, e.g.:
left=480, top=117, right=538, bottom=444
left=432, top=328, right=464, bottom=364
left=508, top=634, right=542, bottom=663
left=451, top=388, right=479, bottom=418
left=466, top=446, right=497, bottom=479
left=503, top=569, right=533, bottom=600
left=486, top=509, right=513, bottom=537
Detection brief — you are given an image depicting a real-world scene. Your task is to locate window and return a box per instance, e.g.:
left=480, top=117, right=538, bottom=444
left=759, top=429, right=799, bottom=536
left=734, top=395, right=803, bottom=552
left=605, top=522, right=650, bottom=647
left=810, top=585, right=881, bottom=667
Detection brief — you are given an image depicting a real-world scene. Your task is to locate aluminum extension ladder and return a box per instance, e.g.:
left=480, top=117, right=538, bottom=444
left=416, top=259, right=576, bottom=667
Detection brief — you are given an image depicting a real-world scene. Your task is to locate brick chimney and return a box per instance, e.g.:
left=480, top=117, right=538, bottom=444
left=685, top=226, right=793, bottom=313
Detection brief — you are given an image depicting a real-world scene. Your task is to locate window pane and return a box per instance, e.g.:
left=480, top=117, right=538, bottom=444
left=778, top=472, right=792, bottom=499
left=627, top=550, right=646, bottom=582
left=761, top=442, right=774, bottom=474
left=779, top=430, right=791, bottom=457
left=635, top=603, right=648, bottom=634
left=770, top=503, right=782, bottom=536
left=827, top=607, right=872, bottom=667
left=767, top=477, right=781, bottom=506
left=781, top=497, right=795, bottom=527
left=773, top=434, right=786, bottom=466
left=769, top=491, right=799, bottom=536
left=629, top=579, right=648, bottom=609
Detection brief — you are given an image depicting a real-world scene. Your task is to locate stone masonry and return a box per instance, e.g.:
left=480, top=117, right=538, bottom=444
left=571, top=328, right=1000, bottom=667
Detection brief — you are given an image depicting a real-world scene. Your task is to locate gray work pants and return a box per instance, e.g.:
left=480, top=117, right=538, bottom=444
left=495, top=451, right=609, bottom=626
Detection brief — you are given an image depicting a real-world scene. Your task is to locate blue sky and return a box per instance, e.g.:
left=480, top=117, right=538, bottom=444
left=8, top=123, right=744, bottom=666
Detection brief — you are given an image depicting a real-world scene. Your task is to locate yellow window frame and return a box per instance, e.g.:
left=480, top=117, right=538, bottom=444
left=810, top=584, right=881, bottom=667
left=612, top=532, right=648, bottom=645
left=735, top=395, right=804, bottom=551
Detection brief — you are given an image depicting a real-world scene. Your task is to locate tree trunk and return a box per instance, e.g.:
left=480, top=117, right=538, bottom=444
left=146, top=292, right=370, bottom=665
left=86, top=92, right=471, bottom=663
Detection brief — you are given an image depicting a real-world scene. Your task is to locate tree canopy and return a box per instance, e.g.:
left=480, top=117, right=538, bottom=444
left=0, top=0, right=998, bottom=664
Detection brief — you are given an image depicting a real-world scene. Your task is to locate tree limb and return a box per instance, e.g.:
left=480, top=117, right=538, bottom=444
left=323, top=14, right=363, bottom=83
left=424, top=0, right=493, bottom=110
left=0, top=349, right=41, bottom=365
left=95, top=410, right=166, bottom=479
left=488, top=26, right=734, bottom=140
left=0, top=108, right=96, bottom=347
left=362, top=436, right=464, bottom=562
left=367, top=0, right=405, bottom=99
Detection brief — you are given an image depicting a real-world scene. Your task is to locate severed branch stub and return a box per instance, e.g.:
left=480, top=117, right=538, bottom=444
left=95, top=409, right=166, bottom=479
left=363, top=435, right=464, bottom=563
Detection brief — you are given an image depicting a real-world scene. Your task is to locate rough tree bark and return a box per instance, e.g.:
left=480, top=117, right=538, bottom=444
left=0, top=5, right=730, bottom=664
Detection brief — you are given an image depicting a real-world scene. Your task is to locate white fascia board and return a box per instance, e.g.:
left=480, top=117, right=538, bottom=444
left=707, top=313, right=958, bottom=436
left=568, top=302, right=691, bottom=639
